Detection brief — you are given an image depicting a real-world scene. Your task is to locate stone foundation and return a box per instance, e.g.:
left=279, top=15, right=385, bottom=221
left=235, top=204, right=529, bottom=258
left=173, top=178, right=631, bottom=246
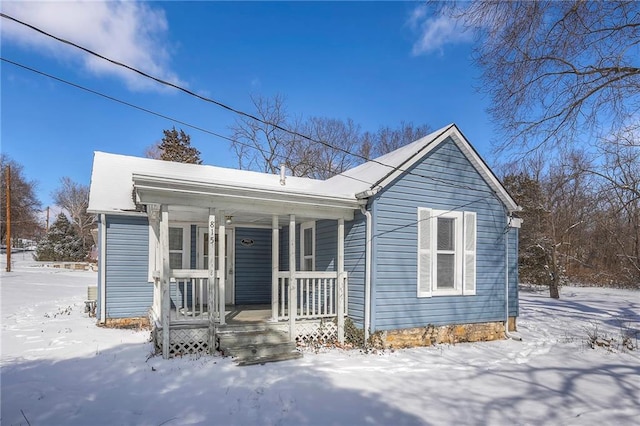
left=102, top=317, right=151, bottom=330
left=371, top=318, right=517, bottom=349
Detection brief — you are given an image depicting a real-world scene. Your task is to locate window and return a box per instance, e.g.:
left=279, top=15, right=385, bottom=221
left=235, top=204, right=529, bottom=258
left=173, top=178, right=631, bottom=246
left=300, top=222, right=315, bottom=271
left=169, top=227, right=184, bottom=269
left=418, top=208, right=476, bottom=297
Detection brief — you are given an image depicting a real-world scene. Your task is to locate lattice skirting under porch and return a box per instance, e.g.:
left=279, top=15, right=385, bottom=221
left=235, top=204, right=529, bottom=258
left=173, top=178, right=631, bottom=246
left=295, top=320, right=338, bottom=345
left=154, top=326, right=210, bottom=357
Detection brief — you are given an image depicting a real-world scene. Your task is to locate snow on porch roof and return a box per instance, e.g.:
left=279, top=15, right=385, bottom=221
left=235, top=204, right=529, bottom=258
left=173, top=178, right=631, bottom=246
left=87, top=151, right=357, bottom=214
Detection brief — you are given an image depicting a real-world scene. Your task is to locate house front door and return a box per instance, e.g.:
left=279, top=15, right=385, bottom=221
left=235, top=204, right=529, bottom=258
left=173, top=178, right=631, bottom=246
left=198, top=227, right=235, bottom=305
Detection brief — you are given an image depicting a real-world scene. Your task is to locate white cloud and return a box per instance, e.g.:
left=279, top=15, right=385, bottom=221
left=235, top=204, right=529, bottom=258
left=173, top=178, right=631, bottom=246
left=1, top=0, right=183, bottom=91
left=408, top=5, right=473, bottom=56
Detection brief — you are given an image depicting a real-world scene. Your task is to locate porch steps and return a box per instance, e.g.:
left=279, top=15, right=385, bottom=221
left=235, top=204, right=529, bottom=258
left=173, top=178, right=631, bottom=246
left=217, top=323, right=302, bottom=366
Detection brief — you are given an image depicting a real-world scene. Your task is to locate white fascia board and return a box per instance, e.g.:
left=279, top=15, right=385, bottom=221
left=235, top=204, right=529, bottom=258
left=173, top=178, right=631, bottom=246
left=133, top=173, right=358, bottom=207
left=133, top=177, right=357, bottom=220
left=86, top=208, right=148, bottom=217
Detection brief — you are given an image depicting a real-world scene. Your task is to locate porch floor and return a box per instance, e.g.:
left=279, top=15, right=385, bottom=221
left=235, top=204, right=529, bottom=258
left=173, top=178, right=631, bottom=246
left=170, top=304, right=273, bottom=324
left=226, top=304, right=272, bottom=323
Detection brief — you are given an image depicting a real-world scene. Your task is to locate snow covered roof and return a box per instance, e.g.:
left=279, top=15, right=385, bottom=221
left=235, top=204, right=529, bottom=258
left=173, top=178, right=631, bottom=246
left=88, top=124, right=518, bottom=216
left=87, top=152, right=357, bottom=215
left=321, top=123, right=519, bottom=211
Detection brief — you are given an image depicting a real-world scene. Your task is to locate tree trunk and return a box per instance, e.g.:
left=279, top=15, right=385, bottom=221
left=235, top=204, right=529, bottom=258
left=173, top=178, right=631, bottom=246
left=549, top=247, right=561, bottom=299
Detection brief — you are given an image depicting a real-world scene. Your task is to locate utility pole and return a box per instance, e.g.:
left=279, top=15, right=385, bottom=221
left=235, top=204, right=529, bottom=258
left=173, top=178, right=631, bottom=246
left=46, top=206, right=50, bottom=231
left=5, top=165, right=11, bottom=272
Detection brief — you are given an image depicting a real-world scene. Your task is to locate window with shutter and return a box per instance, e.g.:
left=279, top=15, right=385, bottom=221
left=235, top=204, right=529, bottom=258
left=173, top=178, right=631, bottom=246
left=417, top=208, right=476, bottom=297
left=417, top=208, right=432, bottom=297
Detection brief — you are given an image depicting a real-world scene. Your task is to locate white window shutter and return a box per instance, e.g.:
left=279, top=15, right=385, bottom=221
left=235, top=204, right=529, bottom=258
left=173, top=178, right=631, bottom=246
left=464, top=211, right=477, bottom=295
left=417, top=208, right=432, bottom=297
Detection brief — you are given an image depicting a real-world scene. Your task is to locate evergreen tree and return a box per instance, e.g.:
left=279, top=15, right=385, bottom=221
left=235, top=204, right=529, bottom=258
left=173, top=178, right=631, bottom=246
left=35, top=213, right=85, bottom=261
left=157, top=127, right=202, bottom=164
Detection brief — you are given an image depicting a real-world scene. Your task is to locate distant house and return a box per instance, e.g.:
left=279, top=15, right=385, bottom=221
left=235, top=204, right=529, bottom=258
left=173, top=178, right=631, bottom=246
left=88, top=124, right=521, bottom=359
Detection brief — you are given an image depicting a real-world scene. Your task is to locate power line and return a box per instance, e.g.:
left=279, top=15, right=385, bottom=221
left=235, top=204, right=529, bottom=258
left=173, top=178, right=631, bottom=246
left=1, top=56, right=374, bottom=187
left=0, top=12, right=506, bottom=200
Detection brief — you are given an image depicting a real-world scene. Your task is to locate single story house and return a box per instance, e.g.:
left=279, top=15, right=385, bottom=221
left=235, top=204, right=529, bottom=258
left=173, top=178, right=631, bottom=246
left=87, top=124, right=521, bottom=358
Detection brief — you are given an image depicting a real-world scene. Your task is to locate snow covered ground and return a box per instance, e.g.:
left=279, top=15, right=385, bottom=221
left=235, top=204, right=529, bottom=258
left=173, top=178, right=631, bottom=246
left=1, top=253, right=638, bottom=426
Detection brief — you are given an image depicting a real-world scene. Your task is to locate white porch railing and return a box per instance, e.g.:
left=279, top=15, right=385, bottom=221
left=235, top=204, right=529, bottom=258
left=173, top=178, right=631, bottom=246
left=153, top=270, right=215, bottom=323
left=277, top=271, right=346, bottom=320
left=171, top=269, right=211, bottom=321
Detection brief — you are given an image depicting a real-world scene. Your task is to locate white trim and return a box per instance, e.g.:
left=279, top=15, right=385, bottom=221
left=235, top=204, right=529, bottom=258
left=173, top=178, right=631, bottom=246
left=133, top=174, right=358, bottom=221
left=168, top=225, right=190, bottom=269
left=417, top=208, right=477, bottom=297
left=99, top=214, right=107, bottom=323
left=300, top=221, right=315, bottom=271
left=433, top=211, right=464, bottom=295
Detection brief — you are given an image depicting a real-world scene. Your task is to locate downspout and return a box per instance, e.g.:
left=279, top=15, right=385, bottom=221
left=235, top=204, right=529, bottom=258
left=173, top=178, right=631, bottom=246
left=99, top=214, right=107, bottom=324
left=505, top=215, right=522, bottom=341
left=360, top=205, right=372, bottom=343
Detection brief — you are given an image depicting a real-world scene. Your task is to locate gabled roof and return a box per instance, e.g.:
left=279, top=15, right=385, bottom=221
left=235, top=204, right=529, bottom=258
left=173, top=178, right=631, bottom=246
left=321, top=123, right=519, bottom=212
left=88, top=123, right=519, bottom=216
left=87, top=152, right=358, bottom=216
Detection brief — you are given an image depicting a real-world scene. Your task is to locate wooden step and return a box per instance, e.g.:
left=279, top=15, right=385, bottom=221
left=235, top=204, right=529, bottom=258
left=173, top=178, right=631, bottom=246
left=218, top=329, right=290, bottom=347
left=236, top=351, right=303, bottom=367
left=222, top=341, right=297, bottom=359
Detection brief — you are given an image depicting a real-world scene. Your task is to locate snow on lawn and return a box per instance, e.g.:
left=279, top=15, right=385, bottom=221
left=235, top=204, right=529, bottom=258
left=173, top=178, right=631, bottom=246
left=1, top=254, right=639, bottom=426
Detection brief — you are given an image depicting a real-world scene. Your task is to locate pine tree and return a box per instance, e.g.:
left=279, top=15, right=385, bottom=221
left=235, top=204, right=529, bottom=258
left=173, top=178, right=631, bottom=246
left=158, top=127, right=202, bottom=164
left=35, top=213, right=86, bottom=261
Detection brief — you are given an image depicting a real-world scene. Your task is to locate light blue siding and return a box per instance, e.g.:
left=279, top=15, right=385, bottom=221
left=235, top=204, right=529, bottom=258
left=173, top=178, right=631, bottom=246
left=345, top=210, right=366, bottom=328
left=316, top=220, right=337, bottom=272
left=235, top=227, right=271, bottom=304
left=371, top=138, right=518, bottom=331
left=104, top=215, right=152, bottom=318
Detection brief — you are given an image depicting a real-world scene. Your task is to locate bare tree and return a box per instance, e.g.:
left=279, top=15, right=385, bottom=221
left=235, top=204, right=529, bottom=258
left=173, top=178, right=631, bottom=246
left=229, top=94, right=296, bottom=174
left=143, top=143, right=162, bottom=160
left=433, top=1, right=640, bottom=154
left=503, top=151, right=594, bottom=298
left=0, top=155, right=42, bottom=243
left=230, top=94, right=431, bottom=178
left=593, top=126, right=640, bottom=284
left=53, top=177, right=95, bottom=253
left=361, top=122, right=432, bottom=159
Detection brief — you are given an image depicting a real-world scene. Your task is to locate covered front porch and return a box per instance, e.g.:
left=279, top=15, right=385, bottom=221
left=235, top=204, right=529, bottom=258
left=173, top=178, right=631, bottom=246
left=135, top=172, right=357, bottom=359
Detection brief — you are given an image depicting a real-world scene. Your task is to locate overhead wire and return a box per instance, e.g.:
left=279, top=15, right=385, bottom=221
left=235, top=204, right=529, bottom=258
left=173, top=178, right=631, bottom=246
left=2, top=58, right=510, bottom=240
left=0, top=56, right=374, bottom=188
left=0, top=12, right=507, bottom=200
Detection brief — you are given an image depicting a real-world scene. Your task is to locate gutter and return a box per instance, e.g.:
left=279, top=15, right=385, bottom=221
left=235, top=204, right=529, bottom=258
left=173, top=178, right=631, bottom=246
left=505, top=215, right=522, bottom=341
left=360, top=205, right=372, bottom=343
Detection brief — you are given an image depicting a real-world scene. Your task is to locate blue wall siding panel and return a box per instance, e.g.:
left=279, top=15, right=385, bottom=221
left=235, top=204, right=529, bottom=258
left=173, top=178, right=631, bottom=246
left=104, top=215, right=152, bottom=318
left=235, top=227, right=271, bottom=304
left=316, top=220, right=337, bottom=272
left=345, top=210, right=366, bottom=328
left=371, top=138, right=518, bottom=331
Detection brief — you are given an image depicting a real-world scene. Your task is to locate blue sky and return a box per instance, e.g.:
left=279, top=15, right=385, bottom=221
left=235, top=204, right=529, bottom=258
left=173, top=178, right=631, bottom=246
left=1, top=1, right=491, bottom=211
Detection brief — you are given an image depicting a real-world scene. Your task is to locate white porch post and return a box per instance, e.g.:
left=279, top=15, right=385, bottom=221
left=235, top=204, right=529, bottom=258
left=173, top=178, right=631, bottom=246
left=288, top=214, right=296, bottom=340
left=160, top=205, right=171, bottom=359
left=218, top=210, right=226, bottom=325
left=271, top=215, right=279, bottom=322
left=207, top=209, right=216, bottom=352
left=337, top=218, right=345, bottom=344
